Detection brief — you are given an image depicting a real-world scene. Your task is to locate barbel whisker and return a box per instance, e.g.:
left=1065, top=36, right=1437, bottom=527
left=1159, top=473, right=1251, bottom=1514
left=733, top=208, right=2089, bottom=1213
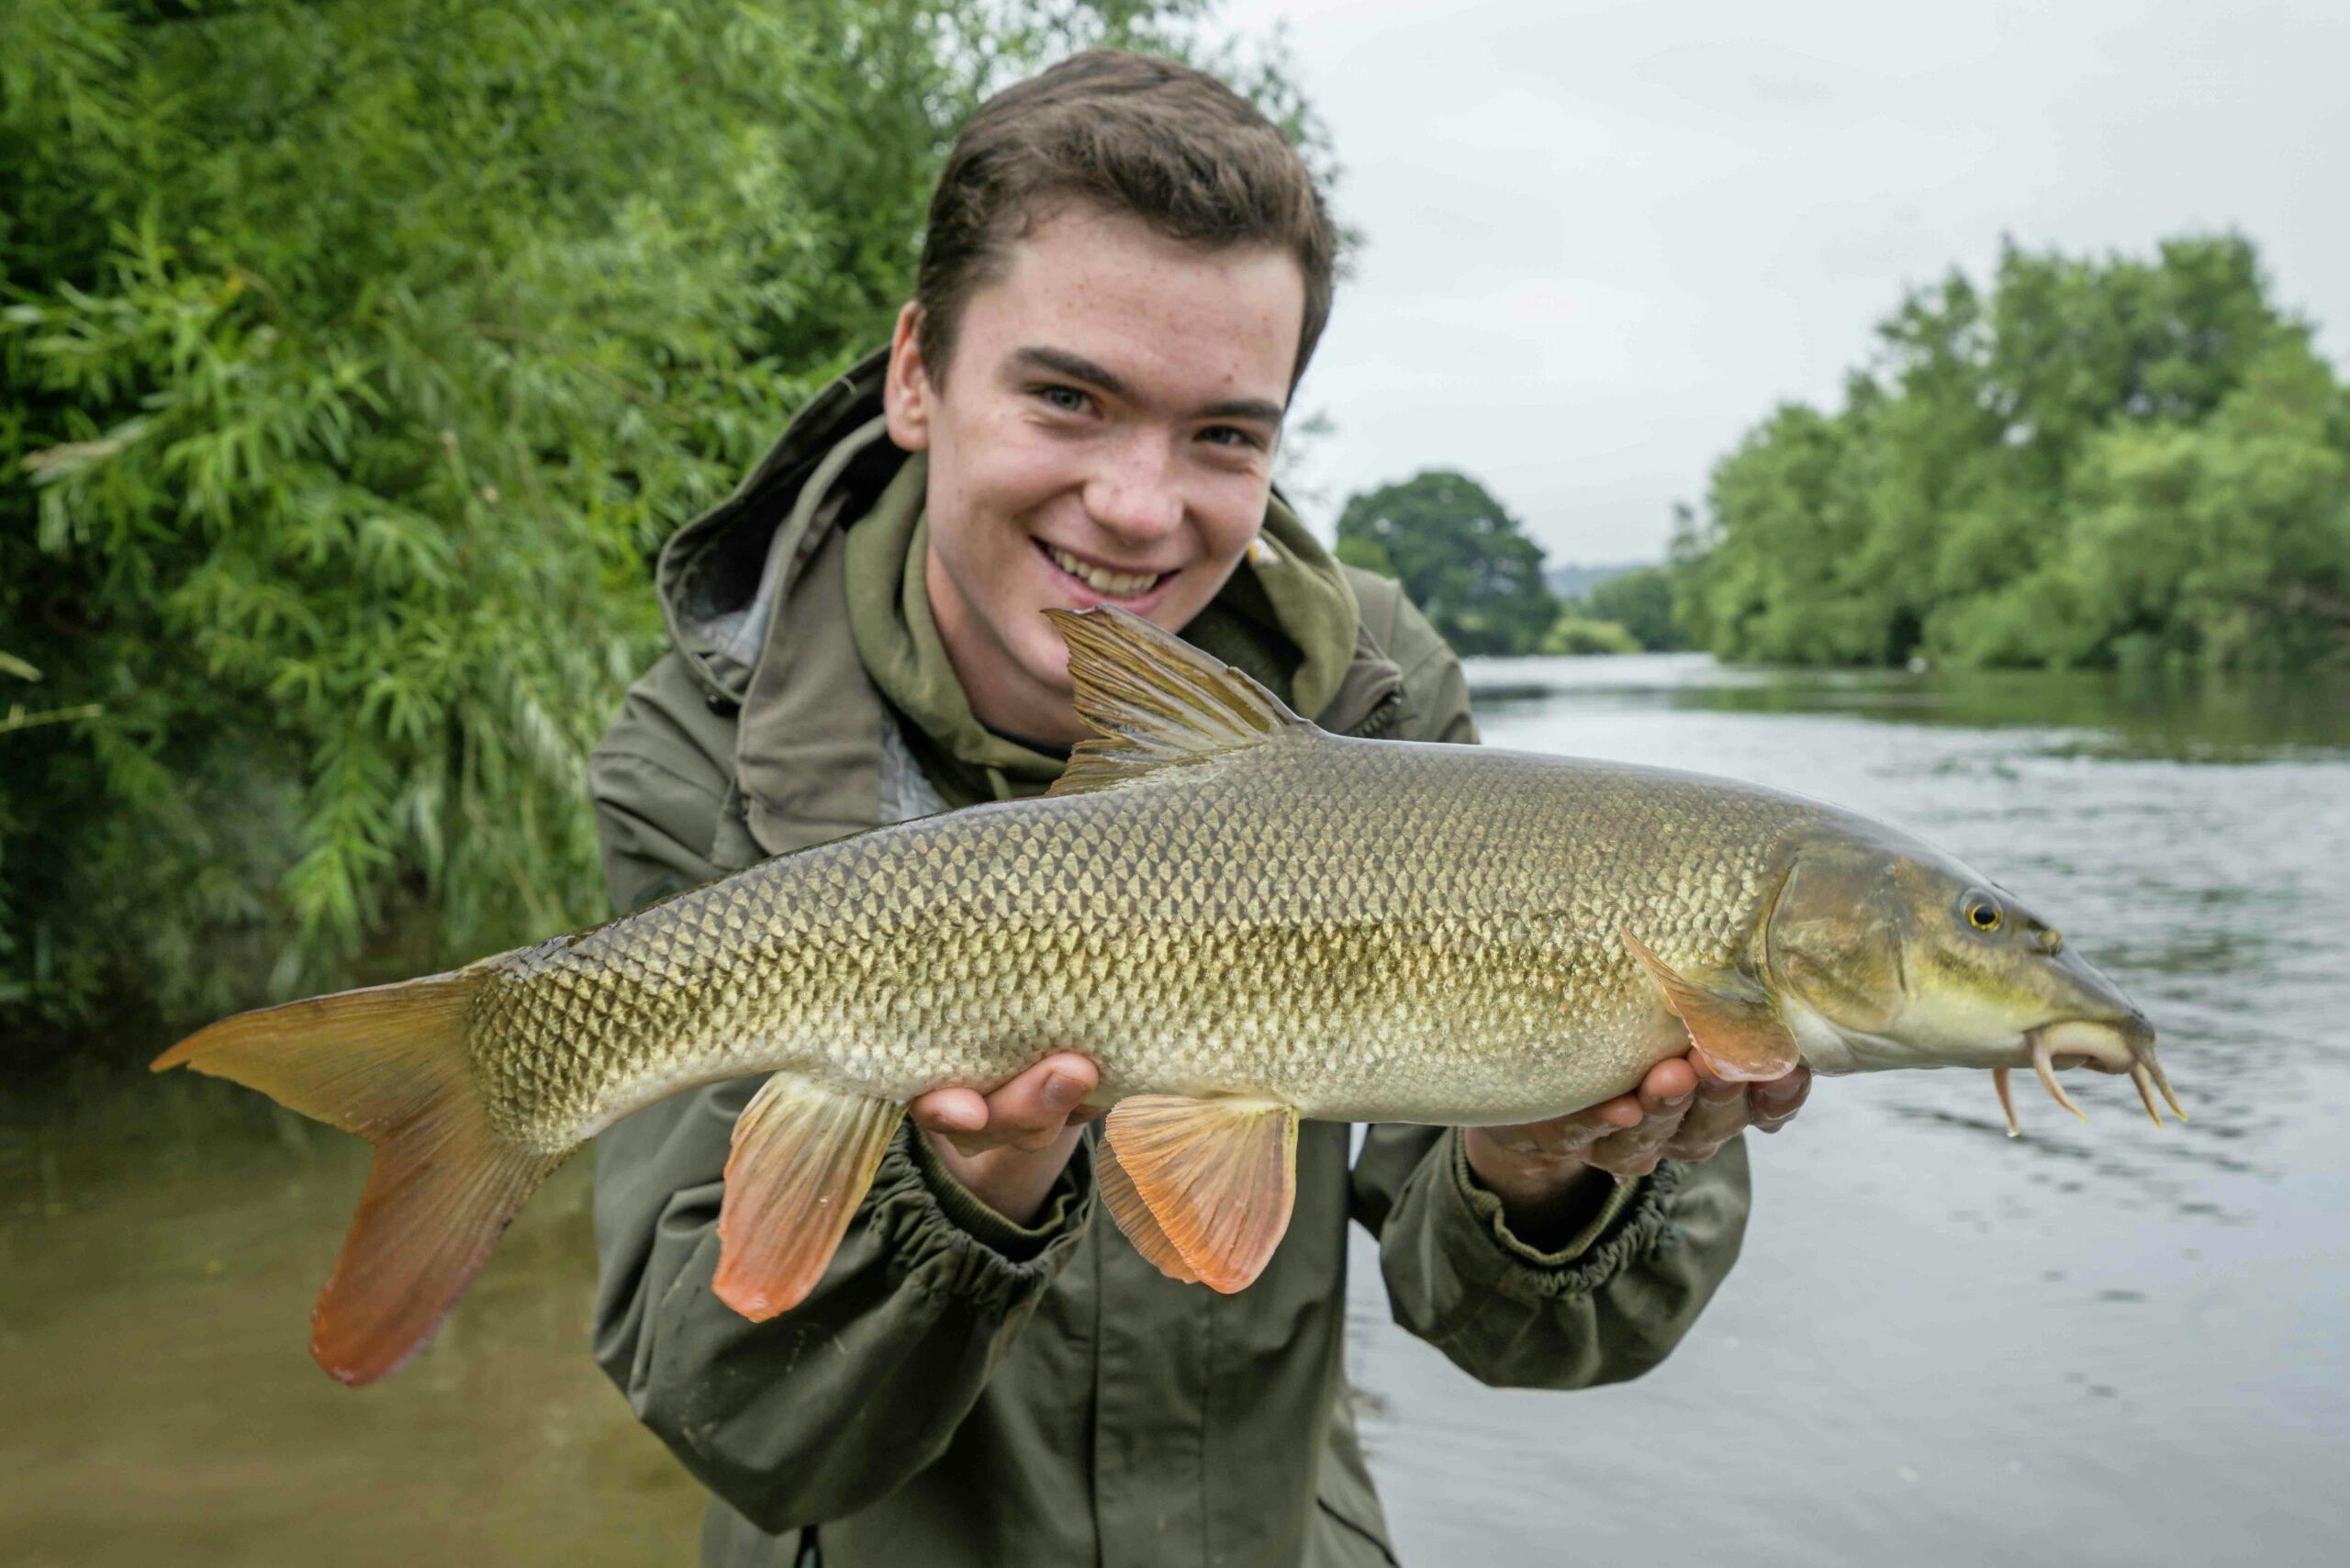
left=1992, top=1067, right=2021, bottom=1137
left=2031, top=1036, right=2087, bottom=1123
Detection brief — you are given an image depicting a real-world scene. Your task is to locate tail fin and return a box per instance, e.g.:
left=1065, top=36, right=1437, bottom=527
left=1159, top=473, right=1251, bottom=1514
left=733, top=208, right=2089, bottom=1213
left=153, top=972, right=557, bottom=1386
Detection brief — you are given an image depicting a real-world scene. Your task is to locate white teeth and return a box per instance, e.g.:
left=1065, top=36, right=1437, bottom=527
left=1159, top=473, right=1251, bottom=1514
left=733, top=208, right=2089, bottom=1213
left=1046, top=544, right=1163, bottom=597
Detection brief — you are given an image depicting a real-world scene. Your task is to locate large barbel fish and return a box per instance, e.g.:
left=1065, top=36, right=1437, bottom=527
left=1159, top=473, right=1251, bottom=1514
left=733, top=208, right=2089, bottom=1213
left=156, top=607, right=2178, bottom=1385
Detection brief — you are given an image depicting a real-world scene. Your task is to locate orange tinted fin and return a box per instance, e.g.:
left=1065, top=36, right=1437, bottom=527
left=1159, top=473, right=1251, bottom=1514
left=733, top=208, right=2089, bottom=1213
left=1103, top=1095, right=1299, bottom=1294
left=714, top=1074, right=904, bottom=1321
left=1095, top=1130, right=1201, bottom=1285
left=151, top=971, right=557, bottom=1385
left=1620, top=929, right=1802, bottom=1082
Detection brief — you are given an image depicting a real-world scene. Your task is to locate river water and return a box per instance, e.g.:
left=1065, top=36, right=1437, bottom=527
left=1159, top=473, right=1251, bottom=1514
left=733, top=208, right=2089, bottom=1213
left=5, top=655, right=2344, bottom=1565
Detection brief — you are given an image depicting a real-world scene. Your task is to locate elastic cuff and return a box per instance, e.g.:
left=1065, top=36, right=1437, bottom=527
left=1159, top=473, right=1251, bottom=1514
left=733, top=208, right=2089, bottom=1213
left=859, top=1125, right=1094, bottom=1316
left=1437, top=1129, right=1682, bottom=1301
left=906, top=1123, right=1088, bottom=1261
left=1449, top=1131, right=1643, bottom=1265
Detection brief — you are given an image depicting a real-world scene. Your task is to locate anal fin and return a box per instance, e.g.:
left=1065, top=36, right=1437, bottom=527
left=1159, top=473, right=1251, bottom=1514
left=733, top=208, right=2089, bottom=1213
left=1103, top=1095, right=1299, bottom=1294
left=715, top=1074, right=904, bottom=1321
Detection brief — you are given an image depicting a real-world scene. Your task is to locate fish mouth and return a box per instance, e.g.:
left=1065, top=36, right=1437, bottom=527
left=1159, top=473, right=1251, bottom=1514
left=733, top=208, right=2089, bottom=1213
left=1990, top=1013, right=2181, bottom=1137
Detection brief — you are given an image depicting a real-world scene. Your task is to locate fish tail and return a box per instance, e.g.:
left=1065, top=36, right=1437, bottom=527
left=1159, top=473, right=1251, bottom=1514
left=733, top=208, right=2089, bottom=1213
left=152, top=970, right=557, bottom=1386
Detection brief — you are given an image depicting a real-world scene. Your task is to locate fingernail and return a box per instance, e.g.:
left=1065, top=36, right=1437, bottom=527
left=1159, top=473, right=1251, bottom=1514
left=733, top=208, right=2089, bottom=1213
left=1662, top=1092, right=1693, bottom=1109
left=1043, top=1071, right=1084, bottom=1109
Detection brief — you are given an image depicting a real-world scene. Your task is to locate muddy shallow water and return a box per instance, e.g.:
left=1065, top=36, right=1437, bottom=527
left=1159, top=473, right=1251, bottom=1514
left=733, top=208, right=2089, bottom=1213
left=5, top=656, right=2344, bottom=1565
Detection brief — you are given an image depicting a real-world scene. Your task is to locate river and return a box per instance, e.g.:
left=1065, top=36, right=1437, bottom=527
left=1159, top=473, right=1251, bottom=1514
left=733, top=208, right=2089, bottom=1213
left=5, top=655, right=2344, bottom=1565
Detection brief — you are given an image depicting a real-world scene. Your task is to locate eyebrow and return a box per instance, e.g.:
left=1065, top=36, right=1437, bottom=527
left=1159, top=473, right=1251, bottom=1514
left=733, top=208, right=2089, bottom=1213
left=1011, top=345, right=1286, bottom=428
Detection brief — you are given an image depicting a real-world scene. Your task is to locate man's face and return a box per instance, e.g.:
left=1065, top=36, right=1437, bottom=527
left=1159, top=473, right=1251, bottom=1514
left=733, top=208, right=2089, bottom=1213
left=883, top=205, right=1304, bottom=744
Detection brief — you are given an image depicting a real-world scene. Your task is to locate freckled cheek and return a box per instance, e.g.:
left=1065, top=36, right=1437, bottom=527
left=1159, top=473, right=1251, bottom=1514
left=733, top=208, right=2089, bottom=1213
left=964, top=428, right=1083, bottom=522
left=1195, top=480, right=1273, bottom=563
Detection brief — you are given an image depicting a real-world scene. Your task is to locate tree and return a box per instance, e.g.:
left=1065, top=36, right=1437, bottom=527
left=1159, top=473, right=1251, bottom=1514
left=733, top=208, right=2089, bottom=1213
left=0, top=0, right=1325, bottom=1046
left=1577, top=566, right=1682, bottom=650
left=1336, top=470, right=1559, bottom=655
left=2048, top=342, right=2350, bottom=671
left=1671, top=233, right=2347, bottom=671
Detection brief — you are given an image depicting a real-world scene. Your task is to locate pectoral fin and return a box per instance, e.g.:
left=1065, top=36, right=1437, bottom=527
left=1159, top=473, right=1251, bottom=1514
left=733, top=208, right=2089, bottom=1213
left=1620, top=929, right=1802, bottom=1082
left=715, top=1074, right=904, bottom=1322
left=1103, top=1095, right=1299, bottom=1293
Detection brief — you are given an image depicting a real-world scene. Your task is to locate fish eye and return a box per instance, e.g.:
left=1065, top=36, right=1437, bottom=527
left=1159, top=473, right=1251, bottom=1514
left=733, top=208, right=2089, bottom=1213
left=1962, top=891, right=2003, bottom=933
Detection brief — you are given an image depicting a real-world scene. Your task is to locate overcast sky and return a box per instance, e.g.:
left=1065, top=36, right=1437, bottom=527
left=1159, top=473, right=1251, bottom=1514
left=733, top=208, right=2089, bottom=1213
left=1256, top=0, right=2350, bottom=565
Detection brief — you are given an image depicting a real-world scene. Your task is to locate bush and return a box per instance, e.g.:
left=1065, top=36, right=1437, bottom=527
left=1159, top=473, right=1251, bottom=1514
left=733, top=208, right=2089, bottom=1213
left=1539, top=617, right=1641, bottom=655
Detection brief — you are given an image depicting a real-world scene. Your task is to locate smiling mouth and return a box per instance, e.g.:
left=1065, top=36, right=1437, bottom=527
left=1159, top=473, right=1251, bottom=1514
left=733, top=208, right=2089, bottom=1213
left=1038, top=541, right=1171, bottom=599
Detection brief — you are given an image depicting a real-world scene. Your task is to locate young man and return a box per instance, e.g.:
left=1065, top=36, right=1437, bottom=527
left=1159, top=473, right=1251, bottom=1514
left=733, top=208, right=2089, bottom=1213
left=588, top=50, right=1807, bottom=1567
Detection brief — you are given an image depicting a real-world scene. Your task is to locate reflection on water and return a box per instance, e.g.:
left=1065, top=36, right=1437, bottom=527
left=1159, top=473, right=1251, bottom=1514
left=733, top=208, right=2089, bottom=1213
left=1348, top=655, right=2350, bottom=1567
left=0, top=1085, right=702, bottom=1566
left=5, top=656, right=2344, bottom=1565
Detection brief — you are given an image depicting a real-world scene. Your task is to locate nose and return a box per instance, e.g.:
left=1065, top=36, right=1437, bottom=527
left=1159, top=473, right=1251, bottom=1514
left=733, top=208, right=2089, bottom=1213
left=1082, top=433, right=1183, bottom=545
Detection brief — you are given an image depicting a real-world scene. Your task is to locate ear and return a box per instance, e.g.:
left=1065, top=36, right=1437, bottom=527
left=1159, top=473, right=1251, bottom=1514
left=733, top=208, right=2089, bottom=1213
left=883, top=301, right=933, bottom=453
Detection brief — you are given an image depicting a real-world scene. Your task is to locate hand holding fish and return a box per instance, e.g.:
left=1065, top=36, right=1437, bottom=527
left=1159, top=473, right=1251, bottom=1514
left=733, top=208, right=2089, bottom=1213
left=911, top=1052, right=1102, bottom=1226
left=1466, top=1054, right=1811, bottom=1246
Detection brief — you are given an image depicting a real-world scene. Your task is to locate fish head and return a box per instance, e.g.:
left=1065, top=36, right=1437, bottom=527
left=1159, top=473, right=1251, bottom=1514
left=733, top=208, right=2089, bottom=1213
left=1764, top=836, right=2176, bottom=1126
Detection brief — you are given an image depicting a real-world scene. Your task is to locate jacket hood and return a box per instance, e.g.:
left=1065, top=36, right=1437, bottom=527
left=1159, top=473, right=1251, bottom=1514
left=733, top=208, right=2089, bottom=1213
left=655, top=350, right=905, bottom=707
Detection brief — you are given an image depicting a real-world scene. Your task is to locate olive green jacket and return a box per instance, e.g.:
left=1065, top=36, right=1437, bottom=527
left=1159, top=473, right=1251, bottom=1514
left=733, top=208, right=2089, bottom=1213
left=587, top=352, right=1754, bottom=1567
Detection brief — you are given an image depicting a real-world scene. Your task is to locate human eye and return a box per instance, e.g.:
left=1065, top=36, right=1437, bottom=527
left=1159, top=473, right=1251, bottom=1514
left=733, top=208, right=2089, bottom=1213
left=1030, top=384, right=1093, bottom=416
left=1199, top=424, right=1268, bottom=452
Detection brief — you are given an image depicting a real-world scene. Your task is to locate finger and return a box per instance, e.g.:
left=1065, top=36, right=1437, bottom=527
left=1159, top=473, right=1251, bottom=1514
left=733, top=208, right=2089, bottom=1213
left=1751, top=1065, right=1812, bottom=1133
left=1687, top=1050, right=1747, bottom=1105
left=982, top=1053, right=1100, bottom=1151
left=1589, top=1092, right=1649, bottom=1132
left=912, top=1086, right=997, bottom=1159
left=1582, top=1115, right=1676, bottom=1181
left=1666, top=1074, right=1752, bottom=1159
left=1638, top=1057, right=1698, bottom=1111
left=911, top=1086, right=989, bottom=1137
left=1479, top=1113, right=1611, bottom=1160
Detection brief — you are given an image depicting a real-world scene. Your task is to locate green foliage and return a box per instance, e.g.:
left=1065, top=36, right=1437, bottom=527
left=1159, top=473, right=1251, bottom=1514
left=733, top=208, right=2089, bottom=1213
left=1539, top=616, right=1640, bottom=656
left=1674, top=235, right=2350, bottom=671
left=1, top=0, right=1315, bottom=1042
left=1574, top=566, right=1681, bottom=650
left=1336, top=469, right=1559, bottom=655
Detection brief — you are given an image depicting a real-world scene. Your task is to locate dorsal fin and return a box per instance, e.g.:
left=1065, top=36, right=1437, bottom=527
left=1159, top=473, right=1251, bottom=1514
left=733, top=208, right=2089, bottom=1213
left=1044, top=606, right=1313, bottom=797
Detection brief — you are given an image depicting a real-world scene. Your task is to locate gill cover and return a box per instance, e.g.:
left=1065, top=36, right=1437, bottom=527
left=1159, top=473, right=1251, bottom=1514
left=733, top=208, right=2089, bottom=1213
left=1764, top=840, right=1911, bottom=1039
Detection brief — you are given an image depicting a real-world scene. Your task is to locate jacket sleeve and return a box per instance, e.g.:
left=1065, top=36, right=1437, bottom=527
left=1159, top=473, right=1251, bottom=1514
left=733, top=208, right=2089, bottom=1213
left=1354, top=1127, right=1751, bottom=1388
left=1344, top=576, right=1757, bottom=1390
left=585, top=659, right=1096, bottom=1533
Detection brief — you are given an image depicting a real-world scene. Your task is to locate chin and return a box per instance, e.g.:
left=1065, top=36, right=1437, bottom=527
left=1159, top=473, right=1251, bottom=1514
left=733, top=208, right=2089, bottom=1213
left=1010, top=622, right=1077, bottom=695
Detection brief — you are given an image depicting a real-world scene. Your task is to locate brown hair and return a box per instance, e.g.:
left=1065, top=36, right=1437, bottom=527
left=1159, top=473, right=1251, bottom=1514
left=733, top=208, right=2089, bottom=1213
left=914, top=49, right=1338, bottom=391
